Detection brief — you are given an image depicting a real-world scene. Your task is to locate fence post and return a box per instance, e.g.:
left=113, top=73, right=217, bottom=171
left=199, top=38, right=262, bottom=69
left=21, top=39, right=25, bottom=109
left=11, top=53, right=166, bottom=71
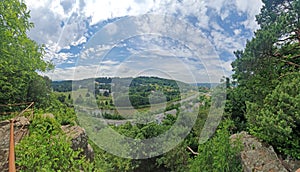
left=9, top=119, right=16, bottom=172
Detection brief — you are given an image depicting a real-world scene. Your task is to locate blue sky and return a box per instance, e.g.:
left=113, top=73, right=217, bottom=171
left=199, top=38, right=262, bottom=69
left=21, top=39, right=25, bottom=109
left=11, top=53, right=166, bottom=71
left=25, top=0, right=263, bottom=83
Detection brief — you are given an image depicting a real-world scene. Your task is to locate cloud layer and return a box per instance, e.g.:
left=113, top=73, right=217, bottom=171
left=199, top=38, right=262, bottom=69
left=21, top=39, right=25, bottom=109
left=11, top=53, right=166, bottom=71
left=25, top=0, right=263, bottom=82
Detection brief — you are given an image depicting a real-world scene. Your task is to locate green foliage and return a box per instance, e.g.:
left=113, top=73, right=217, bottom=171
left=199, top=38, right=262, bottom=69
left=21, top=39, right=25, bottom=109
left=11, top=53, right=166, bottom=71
left=88, top=140, right=139, bottom=172
left=37, top=93, right=77, bottom=125
left=189, top=120, right=243, bottom=172
left=156, top=140, right=191, bottom=172
left=231, top=0, right=300, bottom=115
left=101, top=112, right=125, bottom=120
left=103, top=91, right=109, bottom=97
left=230, top=0, right=300, bottom=158
left=165, top=103, right=180, bottom=112
left=0, top=0, right=53, bottom=110
left=128, top=77, right=182, bottom=108
left=16, top=114, right=90, bottom=171
left=51, top=80, right=73, bottom=92
left=225, top=84, right=247, bottom=131
left=26, top=75, right=52, bottom=108
left=246, top=73, right=300, bottom=158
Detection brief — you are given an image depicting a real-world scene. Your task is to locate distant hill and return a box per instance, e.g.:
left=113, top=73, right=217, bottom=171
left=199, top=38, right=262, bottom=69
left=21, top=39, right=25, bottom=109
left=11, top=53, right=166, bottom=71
left=52, top=76, right=199, bottom=108
left=190, top=83, right=220, bottom=88
left=51, top=76, right=195, bottom=92
left=51, top=80, right=72, bottom=92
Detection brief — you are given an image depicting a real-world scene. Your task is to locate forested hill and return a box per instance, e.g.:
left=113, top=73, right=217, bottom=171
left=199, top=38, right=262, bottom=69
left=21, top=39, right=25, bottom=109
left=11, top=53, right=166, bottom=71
left=51, top=76, right=196, bottom=93
left=52, top=76, right=197, bottom=108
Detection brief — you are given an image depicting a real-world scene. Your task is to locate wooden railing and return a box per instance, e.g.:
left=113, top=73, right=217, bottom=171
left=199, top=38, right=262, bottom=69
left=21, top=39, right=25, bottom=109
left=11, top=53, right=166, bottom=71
left=0, top=102, right=34, bottom=121
left=9, top=119, right=16, bottom=172
left=0, top=102, right=34, bottom=172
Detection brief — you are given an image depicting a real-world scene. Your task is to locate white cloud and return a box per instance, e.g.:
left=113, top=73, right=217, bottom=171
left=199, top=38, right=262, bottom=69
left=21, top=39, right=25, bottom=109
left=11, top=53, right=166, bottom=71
left=235, top=0, right=263, bottom=30
left=71, top=36, right=87, bottom=46
left=25, top=0, right=89, bottom=62
left=25, top=0, right=263, bottom=81
left=234, top=29, right=242, bottom=35
left=82, top=0, right=161, bottom=25
left=100, top=60, right=120, bottom=65
left=222, top=60, right=233, bottom=72
left=47, top=67, right=76, bottom=81
left=25, top=0, right=49, bottom=9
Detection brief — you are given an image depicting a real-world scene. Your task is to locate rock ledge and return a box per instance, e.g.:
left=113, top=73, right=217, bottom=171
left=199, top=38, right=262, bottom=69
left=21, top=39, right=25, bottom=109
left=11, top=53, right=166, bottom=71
left=231, top=131, right=288, bottom=172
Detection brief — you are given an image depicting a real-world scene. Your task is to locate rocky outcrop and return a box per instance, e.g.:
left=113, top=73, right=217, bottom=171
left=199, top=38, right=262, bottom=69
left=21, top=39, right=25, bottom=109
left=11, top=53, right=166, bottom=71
left=283, top=159, right=300, bottom=172
left=62, top=125, right=94, bottom=161
left=231, top=131, right=288, bottom=172
left=41, top=113, right=94, bottom=160
left=0, top=117, right=30, bottom=172
left=0, top=116, right=94, bottom=172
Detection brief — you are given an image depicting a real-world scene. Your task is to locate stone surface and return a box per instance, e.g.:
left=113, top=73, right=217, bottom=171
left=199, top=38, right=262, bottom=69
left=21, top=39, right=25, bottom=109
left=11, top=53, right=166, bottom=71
left=62, top=125, right=94, bottom=161
left=282, top=159, right=300, bottom=172
left=0, top=116, right=30, bottom=172
left=231, top=131, right=288, bottom=172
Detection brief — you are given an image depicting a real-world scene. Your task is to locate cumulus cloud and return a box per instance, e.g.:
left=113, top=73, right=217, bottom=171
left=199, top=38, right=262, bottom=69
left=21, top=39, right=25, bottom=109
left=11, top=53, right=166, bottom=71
left=25, top=0, right=263, bottom=82
left=25, top=0, right=89, bottom=53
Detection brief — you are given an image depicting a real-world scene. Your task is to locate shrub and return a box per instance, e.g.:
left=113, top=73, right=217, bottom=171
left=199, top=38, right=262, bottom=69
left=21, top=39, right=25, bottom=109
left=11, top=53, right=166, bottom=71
left=189, top=120, right=243, bottom=172
left=16, top=114, right=89, bottom=171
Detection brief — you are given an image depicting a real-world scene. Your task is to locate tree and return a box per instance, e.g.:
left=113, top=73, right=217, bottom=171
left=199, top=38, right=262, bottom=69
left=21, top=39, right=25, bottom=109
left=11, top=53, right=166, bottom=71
left=246, top=73, right=300, bottom=158
left=230, top=0, right=300, bottom=158
left=26, top=75, right=52, bottom=107
left=0, top=0, right=52, bottom=109
left=57, top=94, right=66, bottom=103
left=103, top=91, right=109, bottom=97
left=232, top=0, right=300, bottom=101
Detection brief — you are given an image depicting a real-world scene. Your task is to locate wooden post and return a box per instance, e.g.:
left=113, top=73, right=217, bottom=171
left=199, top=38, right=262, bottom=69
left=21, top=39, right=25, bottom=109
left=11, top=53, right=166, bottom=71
left=9, top=119, right=16, bottom=172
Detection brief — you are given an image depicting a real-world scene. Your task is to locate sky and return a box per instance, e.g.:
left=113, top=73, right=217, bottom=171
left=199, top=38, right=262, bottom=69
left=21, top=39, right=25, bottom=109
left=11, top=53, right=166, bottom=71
left=24, top=0, right=263, bottom=83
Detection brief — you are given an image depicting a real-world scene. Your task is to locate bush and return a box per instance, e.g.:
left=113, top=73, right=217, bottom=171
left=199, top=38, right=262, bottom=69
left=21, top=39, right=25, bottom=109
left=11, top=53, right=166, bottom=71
left=189, top=120, right=243, bottom=172
left=36, top=93, right=77, bottom=126
left=16, top=114, right=90, bottom=171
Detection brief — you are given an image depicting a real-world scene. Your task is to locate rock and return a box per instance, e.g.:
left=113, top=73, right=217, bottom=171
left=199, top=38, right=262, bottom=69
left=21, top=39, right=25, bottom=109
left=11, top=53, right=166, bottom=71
left=230, top=131, right=288, bottom=172
left=61, top=125, right=94, bottom=161
left=282, top=159, right=300, bottom=172
left=0, top=117, right=30, bottom=172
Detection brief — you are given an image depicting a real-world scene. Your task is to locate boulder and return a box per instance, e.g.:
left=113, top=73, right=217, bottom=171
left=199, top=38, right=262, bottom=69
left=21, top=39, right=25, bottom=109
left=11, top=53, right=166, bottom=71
left=231, top=131, right=288, bottom=172
left=61, top=125, right=94, bottom=161
left=0, top=117, right=30, bottom=172
left=282, top=159, right=300, bottom=172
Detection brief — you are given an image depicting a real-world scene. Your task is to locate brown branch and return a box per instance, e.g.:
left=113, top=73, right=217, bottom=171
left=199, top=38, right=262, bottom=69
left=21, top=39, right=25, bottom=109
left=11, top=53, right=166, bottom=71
left=17, top=102, right=34, bottom=118
left=0, top=102, right=33, bottom=107
left=187, top=146, right=199, bottom=155
left=280, top=59, right=300, bottom=67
